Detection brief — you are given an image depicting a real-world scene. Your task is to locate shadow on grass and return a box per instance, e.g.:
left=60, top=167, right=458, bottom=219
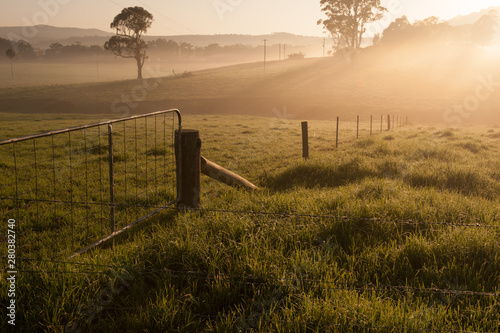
left=406, top=167, right=499, bottom=200
left=266, top=158, right=376, bottom=191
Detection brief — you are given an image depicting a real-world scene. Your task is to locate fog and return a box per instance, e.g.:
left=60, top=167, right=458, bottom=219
left=1, top=36, right=500, bottom=126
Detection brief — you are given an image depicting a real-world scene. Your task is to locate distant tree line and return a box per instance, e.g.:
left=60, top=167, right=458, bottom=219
left=0, top=38, right=36, bottom=60
left=0, top=36, right=302, bottom=62
left=375, top=10, right=498, bottom=49
left=147, top=39, right=262, bottom=58
left=44, top=42, right=106, bottom=59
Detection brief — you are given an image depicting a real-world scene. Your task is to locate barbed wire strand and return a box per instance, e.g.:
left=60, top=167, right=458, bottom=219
left=2, top=199, right=499, bottom=230
left=8, top=257, right=500, bottom=298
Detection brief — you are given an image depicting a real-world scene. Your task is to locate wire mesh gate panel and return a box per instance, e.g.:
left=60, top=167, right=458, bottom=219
left=0, top=109, right=181, bottom=258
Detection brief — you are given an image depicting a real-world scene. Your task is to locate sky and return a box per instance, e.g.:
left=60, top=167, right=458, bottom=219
left=1, top=0, right=499, bottom=37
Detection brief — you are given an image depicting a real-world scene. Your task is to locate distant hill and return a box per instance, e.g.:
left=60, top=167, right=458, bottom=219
left=0, top=25, right=112, bottom=47
left=448, top=6, right=500, bottom=26
left=448, top=7, right=500, bottom=44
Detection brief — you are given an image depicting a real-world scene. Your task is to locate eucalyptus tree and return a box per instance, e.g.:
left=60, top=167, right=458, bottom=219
left=318, top=0, right=386, bottom=51
left=104, top=6, right=154, bottom=79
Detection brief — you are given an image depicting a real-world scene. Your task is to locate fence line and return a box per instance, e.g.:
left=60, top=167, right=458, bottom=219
left=9, top=253, right=499, bottom=333
left=301, top=114, right=408, bottom=157
left=173, top=206, right=500, bottom=229
left=0, top=109, right=182, bottom=258
left=3, top=199, right=495, bottom=230
left=12, top=257, right=500, bottom=298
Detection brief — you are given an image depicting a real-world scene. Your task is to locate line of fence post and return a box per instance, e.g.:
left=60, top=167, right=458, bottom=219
left=108, top=124, right=116, bottom=233
left=298, top=115, right=408, bottom=157
left=302, top=121, right=309, bottom=160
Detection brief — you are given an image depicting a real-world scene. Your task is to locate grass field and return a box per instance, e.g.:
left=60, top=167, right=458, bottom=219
left=0, top=58, right=249, bottom=88
left=1, top=113, right=500, bottom=332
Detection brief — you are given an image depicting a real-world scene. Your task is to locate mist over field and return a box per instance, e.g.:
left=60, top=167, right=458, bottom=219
left=1, top=6, right=500, bottom=126
left=2, top=3, right=500, bottom=332
left=1, top=38, right=499, bottom=125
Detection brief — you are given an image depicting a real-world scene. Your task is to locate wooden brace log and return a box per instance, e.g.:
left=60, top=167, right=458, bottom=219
left=201, top=156, right=259, bottom=191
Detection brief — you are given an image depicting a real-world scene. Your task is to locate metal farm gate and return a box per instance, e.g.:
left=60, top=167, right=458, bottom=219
left=0, top=109, right=182, bottom=258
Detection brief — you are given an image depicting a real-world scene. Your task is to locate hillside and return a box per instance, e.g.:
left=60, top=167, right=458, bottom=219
left=0, top=25, right=112, bottom=48
left=449, top=6, right=500, bottom=26
left=1, top=44, right=500, bottom=125
left=448, top=6, right=500, bottom=43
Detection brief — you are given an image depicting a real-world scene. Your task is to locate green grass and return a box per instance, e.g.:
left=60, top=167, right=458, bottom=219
left=1, top=114, right=500, bottom=332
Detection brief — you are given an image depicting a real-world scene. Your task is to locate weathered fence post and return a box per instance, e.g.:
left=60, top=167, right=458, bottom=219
left=302, top=121, right=309, bottom=159
left=201, top=156, right=259, bottom=190
left=380, top=115, right=383, bottom=132
left=336, top=116, right=339, bottom=148
left=108, top=124, right=115, bottom=233
left=387, top=115, right=391, bottom=131
left=175, top=129, right=201, bottom=209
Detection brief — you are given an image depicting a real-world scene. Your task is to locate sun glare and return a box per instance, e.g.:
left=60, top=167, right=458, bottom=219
left=434, top=0, right=498, bottom=19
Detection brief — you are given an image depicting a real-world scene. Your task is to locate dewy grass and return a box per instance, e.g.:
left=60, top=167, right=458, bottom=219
left=1, top=115, right=500, bottom=332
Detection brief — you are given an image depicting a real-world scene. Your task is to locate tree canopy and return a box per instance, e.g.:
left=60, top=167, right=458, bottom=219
left=5, top=48, right=16, bottom=59
left=318, top=0, right=386, bottom=51
left=104, top=6, right=153, bottom=79
left=380, top=12, right=498, bottom=49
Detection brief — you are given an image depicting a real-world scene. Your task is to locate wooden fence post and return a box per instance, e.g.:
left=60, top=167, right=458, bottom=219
left=201, top=156, right=259, bottom=190
left=175, top=129, right=201, bottom=209
left=302, top=121, right=309, bottom=159
left=356, top=115, right=359, bottom=138
left=387, top=115, right=391, bottom=131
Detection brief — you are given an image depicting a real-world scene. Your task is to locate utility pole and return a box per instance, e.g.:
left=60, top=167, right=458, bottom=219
left=263, top=39, right=268, bottom=70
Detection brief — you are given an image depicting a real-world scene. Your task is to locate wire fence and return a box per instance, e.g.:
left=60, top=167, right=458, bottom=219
left=12, top=245, right=500, bottom=333
left=0, top=109, right=182, bottom=258
left=15, top=255, right=500, bottom=298
left=333, top=114, right=406, bottom=144
left=300, top=114, right=408, bottom=159
left=3, top=188, right=499, bottom=332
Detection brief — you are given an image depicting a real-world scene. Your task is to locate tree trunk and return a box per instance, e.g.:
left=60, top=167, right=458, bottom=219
left=136, top=56, right=143, bottom=79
